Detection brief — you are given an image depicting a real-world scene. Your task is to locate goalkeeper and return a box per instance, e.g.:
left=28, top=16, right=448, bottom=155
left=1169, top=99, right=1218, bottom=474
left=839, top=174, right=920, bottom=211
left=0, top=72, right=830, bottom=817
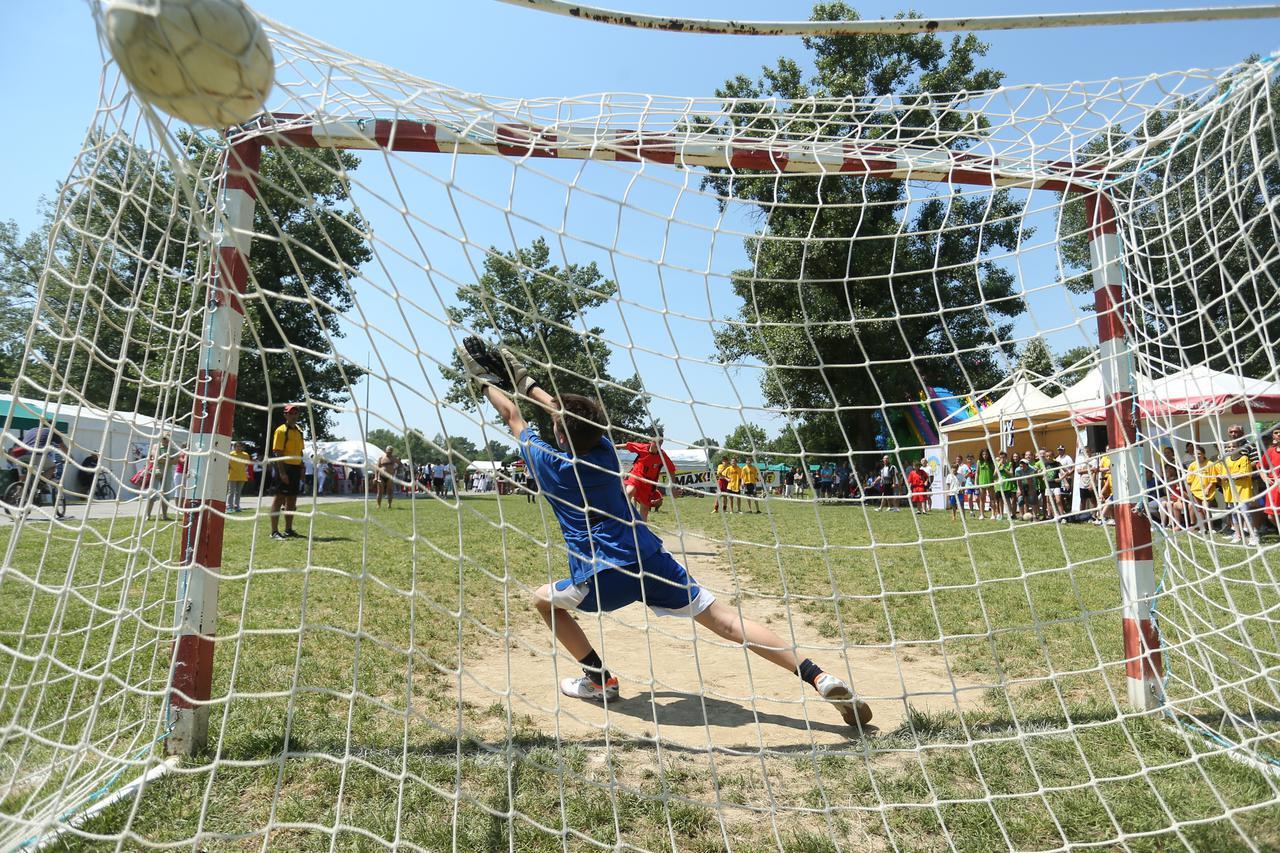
left=458, top=337, right=872, bottom=730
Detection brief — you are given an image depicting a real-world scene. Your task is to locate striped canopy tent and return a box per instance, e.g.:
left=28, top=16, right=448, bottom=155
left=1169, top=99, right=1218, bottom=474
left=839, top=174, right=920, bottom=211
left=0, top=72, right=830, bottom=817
left=938, top=369, right=1064, bottom=458
left=1071, top=365, right=1280, bottom=422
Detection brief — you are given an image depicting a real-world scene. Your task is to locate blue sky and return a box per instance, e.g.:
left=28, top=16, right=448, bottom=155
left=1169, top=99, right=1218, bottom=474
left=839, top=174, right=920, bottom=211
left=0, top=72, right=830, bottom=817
left=3, top=2, right=1279, bottom=451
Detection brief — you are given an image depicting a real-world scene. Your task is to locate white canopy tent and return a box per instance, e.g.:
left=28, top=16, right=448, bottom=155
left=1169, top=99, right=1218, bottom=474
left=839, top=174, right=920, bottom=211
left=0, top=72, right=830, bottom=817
left=0, top=394, right=185, bottom=499
left=938, top=370, right=1068, bottom=458
left=312, top=439, right=385, bottom=471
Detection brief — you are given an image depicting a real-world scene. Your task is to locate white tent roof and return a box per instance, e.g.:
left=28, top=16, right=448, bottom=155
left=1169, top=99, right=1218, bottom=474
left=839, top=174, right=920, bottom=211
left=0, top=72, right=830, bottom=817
left=313, top=439, right=384, bottom=470
left=0, top=393, right=180, bottom=440
left=939, top=371, right=1060, bottom=432
left=467, top=460, right=504, bottom=472
left=1070, top=364, right=1280, bottom=422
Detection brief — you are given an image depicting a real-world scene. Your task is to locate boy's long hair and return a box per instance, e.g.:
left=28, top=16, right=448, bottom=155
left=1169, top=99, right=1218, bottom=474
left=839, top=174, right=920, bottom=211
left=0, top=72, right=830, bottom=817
left=553, top=393, right=606, bottom=455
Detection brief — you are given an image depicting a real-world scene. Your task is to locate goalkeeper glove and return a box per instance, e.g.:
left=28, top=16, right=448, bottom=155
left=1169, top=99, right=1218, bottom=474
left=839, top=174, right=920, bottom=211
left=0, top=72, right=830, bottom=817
left=458, top=336, right=512, bottom=392
left=498, top=346, right=542, bottom=398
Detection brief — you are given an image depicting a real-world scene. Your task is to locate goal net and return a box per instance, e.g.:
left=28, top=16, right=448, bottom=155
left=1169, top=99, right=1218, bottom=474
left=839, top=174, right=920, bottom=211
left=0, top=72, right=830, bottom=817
left=3, top=10, right=1279, bottom=851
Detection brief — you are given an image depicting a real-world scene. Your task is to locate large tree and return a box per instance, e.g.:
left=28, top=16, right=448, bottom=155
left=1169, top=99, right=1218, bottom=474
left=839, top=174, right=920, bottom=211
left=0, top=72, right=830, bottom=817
left=11, top=135, right=370, bottom=446
left=0, top=220, right=43, bottom=387
left=444, top=238, right=650, bottom=438
left=1057, top=62, right=1280, bottom=380
left=707, top=4, right=1025, bottom=453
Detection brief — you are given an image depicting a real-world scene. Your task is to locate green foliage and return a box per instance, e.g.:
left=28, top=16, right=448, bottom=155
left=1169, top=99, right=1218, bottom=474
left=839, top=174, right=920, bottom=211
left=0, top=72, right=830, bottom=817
left=444, top=238, right=649, bottom=438
left=1057, top=61, right=1279, bottom=379
left=0, top=220, right=42, bottom=387
left=365, top=428, right=486, bottom=467
left=13, top=133, right=370, bottom=446
left=1056, top=345, right=1097, bottom=389
left=706, top=4, right=1025, bottom=454
left=723, top=423, right=770, bottom=456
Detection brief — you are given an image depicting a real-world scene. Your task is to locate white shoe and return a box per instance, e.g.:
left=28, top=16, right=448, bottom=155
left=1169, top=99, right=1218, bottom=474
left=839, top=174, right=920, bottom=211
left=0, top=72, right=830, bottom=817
left=1247, top=537, right=1261, bottom=547
left=813, top=673, right=873, bottom=728
left=560, top=675, right=619, bottom=702
left=1229, top=534, right=1242, bottom=544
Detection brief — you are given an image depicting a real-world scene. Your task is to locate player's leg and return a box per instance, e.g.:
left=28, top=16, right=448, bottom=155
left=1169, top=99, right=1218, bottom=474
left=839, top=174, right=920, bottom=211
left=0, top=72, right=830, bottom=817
left=693, top=599, right=872, bottom=727
left=532, top=579, right=618, bottom=700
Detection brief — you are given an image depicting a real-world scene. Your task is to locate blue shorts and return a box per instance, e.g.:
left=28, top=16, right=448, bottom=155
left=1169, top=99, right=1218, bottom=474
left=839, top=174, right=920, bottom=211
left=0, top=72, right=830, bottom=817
left=549, top=549, right=716, bottom=617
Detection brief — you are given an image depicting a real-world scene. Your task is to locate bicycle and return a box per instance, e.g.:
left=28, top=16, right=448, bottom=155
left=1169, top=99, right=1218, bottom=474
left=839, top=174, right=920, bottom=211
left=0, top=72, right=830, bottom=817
left=1, top=468, right=67, bottom=520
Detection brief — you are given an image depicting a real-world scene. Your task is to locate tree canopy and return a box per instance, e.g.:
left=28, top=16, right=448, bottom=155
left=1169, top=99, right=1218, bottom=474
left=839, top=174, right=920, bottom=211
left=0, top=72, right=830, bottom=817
left=4, top=134, right=370, bottom=447
left=1057, top=61, right=1279, bottom=381
left=444, top=238, right=650, bottom=438
left=707, top=3, right=1025, bottom=454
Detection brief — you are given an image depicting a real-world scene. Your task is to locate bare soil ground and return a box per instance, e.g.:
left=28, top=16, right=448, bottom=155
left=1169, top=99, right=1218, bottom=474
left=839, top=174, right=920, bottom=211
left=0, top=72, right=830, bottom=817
left=459, top=533, right=987, bottom=751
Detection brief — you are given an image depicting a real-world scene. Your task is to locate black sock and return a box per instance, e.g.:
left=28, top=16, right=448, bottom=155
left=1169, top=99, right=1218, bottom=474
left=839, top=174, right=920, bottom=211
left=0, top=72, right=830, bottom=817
left=797, top=658, right=823, bottom=687
left=579, top=650, right=610, bottom=684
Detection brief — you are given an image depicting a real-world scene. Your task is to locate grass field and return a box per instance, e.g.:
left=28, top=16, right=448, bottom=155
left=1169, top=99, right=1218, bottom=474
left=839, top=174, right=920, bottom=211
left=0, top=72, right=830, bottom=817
left=1, top=494, right=1278, bottom=851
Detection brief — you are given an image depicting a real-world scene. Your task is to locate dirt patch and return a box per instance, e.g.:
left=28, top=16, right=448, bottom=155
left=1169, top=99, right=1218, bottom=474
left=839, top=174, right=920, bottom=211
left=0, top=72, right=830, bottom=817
left=458, top=533, right=988, bottom=751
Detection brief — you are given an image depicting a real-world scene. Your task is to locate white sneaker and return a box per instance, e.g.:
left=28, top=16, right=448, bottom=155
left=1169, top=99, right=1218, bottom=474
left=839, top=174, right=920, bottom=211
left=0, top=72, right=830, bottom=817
left=1247, top=537, right=1261, bottom=547
left=813, top=673, right=873, bottom=728
left=560, top=675, right=619, bottom=702
left=1229, top=534, right=1242, bottom=544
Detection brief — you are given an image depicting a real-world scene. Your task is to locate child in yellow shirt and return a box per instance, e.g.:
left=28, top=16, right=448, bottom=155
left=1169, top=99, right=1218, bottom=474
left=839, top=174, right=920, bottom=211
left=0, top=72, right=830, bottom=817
left=1221, top=441, right=1258, bottom=545
left=1185, top=445, right=1223, bottom=535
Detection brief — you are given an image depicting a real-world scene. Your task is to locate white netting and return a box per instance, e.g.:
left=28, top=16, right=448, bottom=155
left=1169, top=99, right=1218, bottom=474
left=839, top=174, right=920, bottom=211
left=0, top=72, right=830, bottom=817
left=2, top=8, right=1279, bottom=851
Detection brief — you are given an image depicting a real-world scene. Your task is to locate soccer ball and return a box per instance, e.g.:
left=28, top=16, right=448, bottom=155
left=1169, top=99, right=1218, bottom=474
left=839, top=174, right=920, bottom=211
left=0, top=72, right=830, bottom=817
left=104, top=0, right=275, bottom=128
left=1022, top=512, right=1034, bottom=521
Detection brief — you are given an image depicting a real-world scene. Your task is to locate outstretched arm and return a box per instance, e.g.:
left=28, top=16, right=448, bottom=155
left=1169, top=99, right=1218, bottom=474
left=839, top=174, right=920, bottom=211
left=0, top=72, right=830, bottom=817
left=482, top=384, right=527, bottom=439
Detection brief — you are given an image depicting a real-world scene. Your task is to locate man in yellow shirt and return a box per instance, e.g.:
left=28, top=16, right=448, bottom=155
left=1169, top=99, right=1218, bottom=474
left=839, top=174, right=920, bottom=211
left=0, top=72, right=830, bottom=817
left=270, top=404, right=305, bottom=540
left=740, top=459, right=763, bottom=514
left=722, top=456, right=744, bottom=513
left=227, top=441, right=250, bottom=513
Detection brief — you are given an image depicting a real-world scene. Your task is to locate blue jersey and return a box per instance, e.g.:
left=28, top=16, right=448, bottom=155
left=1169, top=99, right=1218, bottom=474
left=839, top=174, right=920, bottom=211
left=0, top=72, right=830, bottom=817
left=518, top=426, right=663, bottom=583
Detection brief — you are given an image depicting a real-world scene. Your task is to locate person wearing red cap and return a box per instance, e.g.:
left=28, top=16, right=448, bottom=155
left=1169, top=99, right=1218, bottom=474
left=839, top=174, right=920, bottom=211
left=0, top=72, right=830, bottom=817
left=270, top=404, right=305, bottom=540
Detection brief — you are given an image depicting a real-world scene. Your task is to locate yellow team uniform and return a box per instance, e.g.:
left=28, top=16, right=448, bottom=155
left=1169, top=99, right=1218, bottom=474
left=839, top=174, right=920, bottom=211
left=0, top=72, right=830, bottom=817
left=741, top=464, right=760, bottom=486
left=1187, top=459, right=1222, bottom=502
left=228, top=449, right=250, bottom=482
left=1221, top=453, right=1254, bottom=503
left=1099, top=455, right=1112, bottom=494
left=723, top=463, right=743, bottom=493
left=272, top=423, right=304, bottom=464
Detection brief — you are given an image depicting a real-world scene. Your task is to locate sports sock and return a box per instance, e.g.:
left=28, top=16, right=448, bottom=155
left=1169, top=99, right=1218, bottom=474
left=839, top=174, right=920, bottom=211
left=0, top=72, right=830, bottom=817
left=797, top=658, right=823, bottom=687
left=579, top=650, right=611, bottom=685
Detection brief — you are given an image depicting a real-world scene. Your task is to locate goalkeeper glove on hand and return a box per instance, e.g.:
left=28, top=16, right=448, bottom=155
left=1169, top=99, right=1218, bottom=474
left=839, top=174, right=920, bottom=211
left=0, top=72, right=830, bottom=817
left=458, top=336, right=512, bottom=392
left=498, top=346, right=542, bottom=398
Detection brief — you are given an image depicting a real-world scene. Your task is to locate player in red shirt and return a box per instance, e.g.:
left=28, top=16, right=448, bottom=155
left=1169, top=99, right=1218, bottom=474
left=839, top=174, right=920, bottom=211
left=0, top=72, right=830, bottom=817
left=623, top=431, right=678, bottom=522
left=907, top=458, right=932, bottom=515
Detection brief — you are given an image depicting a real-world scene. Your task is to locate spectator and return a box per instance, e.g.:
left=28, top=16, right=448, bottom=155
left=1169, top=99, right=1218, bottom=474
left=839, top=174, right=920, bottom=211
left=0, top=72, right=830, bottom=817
left=1075, top=446, right=1097, bottom=517
left=314, top=455, right=327, bottom=496
left=1261, top=426, right=1280, bottom=535
left=975, top=449, right=995, bottom=519
left=1158, top=461, right=1187, bottom=530
left=269, top=404, right=305, bottom=540
left=1054, top=444, right=1074, bottom=514
left=740, top=458, right=763, bottom=513
left=1097, top=447, right=1114, bottom=525
left=144, top=436, right=175, bottom=522
left=835, top=462, right=851, bottom=501
left=995, top=451, right=1016, bottom=520
left=784, top=466, right=796, bottom=498
left=1185, top=444, right=1222, bottom=534
left=907, top=459, right=931, bottom=514
left=1014, top=451, right=1036, bottom=519
left=876, top=455, right=901, bottom=512
left=1221, top=439, right=1259, bottom=545
left=1041, top=449, right=1064, bottom=519
left=227, top=441, right=250, bottom=513
left=946, top=464, right=962, bottom=521
left=444, top=461, right=458, bottom=499
left=375, top=446, right=398, bottom=508
left=431, top=461, right=446, bottom=494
